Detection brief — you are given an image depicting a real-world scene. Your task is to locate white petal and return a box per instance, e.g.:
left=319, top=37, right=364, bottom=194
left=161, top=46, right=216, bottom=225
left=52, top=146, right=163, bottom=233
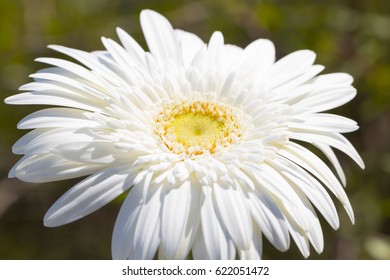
left=296, top=86, right=357, bottom=113
left=131, top=184, right=162, bottom=259
left=207, top=31, right=224, bottom=59
left=169, top=181, right=201, bottom=259
left=28, top=71, right=108, bottom=101
left=5, top=91, right=106, bottom=112
left=160, top=180, right=192, bottom=258
left=18, top=80, right=103, bottom=102
left=192, top=31, right=224, bottom=79
left=55, top=142, right=119, bottom=164
left=243, top=39, right=275, bottom=72
left=44, top=166, right=135, bottom=227
left=244, top=162, right=313, bottom=230
left=285, top=214, right=310, bottom=258
left=101, top=37, right=139, bottom=80
left=48, top=45, right=125, bottom=85
left=237, top=39, right=276, bottom=94
left=213, top=182, right=252, bottom=250
left=12, top=128, right=47, bottom=154
left=238, top=225, right=262, bottom=260
left=288, top=130, right=364, bottom=169
left=192, top=228, right=236, bottom=260
left=140, top=10, right=182, bottom=66
left=265, top=50, right=316, bottom=90
left=13, top=128, right=100, bottom=156
left=248, top=190, right=290, bottom=252
left=175, top=29, right=204, bottom=67
left=278, top=142, right=355, bottom=223
left=116, top=27, right=146, bottom=67
left=221, top=44, right=243, bottom=62
left=312, top=72, right=353, bottom=86
left=291, top=113, right=359, bottom=133
left=275, top=160, right=340, bottom=229
left=17, top=108, right=99, bottom=129
left=34, top=57, right=102, bottom=85
left=185, top=66, right=206, bottom=92
left=199, top=186, right=235, bottom=259
left=228, top=165, right=255, bottom=191
left=192, top=229, right=211, bottom=259
left=285, top=186, right=324, bottom=254
left=10, top=153, right=102, bottom=183
left=219, top=71, right=238, bottom=98
left=112, top=183, right=144, bottom=259
left=215, top=44, right=243, bottom=78
left=314, top=143, right=346, bottom=186
left=270, top=65, right=324, bottom=97
left=14, top=128, right=130, bottom=166
left=31, top=66, right=107, bottom=95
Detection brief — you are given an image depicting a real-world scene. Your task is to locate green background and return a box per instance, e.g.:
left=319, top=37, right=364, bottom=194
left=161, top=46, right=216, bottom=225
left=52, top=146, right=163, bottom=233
left=0, top=0, right=389, bottom=259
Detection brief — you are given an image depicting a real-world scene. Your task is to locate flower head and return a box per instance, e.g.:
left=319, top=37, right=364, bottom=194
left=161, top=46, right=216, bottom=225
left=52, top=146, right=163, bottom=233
left=5, top=10, right=364, bottom=259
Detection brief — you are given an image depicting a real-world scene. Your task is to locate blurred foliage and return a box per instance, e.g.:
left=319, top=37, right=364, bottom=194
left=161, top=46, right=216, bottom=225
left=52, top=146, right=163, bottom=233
left=0, top=0, right=389, bottom=259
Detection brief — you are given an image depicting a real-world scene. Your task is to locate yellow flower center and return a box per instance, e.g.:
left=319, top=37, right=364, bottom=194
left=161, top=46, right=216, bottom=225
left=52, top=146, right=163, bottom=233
left=155, top=100, right=242, bottom=156
left=172, top=113, right=226, bottom=147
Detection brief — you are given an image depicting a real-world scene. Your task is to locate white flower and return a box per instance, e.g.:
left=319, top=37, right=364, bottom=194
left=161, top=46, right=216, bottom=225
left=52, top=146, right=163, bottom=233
left=5, top=10, right=364, bottom=260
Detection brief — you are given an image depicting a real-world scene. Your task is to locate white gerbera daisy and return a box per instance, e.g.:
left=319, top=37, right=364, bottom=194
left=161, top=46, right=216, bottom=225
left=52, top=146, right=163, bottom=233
left=5, top=10, right=364, bottom=259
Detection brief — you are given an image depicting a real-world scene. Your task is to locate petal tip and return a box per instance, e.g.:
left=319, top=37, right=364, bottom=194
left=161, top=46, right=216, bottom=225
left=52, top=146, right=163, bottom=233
left=4, top=96, right=14, bottom=104
left=140, top=9, right=165, bottom=25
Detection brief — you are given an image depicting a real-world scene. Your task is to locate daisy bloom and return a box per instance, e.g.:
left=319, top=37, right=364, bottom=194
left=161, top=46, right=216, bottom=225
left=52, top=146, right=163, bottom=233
left=5, top=9, right=364, bottom=259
